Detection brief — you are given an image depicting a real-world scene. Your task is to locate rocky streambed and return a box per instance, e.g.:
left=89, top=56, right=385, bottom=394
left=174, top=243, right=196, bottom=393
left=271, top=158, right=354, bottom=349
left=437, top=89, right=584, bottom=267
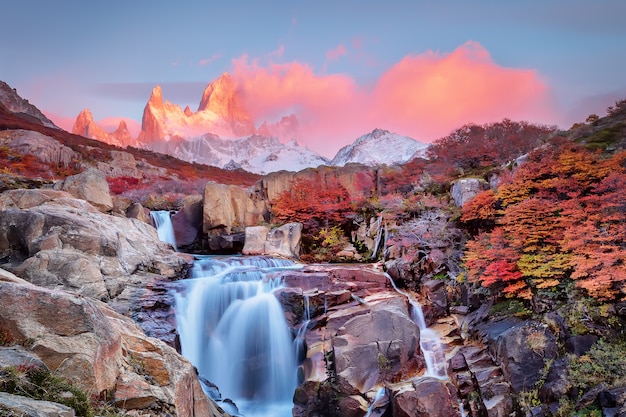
left=1, top=186, right=616, bottom=417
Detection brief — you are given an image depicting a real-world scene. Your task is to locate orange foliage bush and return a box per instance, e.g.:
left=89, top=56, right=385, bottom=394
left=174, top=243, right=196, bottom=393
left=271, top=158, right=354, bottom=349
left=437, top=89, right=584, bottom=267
left=463, top=139, right=626, bottom=301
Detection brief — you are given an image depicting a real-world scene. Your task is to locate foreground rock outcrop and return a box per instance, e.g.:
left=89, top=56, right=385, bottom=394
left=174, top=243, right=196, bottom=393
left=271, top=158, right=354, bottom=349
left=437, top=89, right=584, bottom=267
left=0, top=187, right=232, bottom=416
left=277, top=265, right=475, bottom=417
left=0, top=272, right=229, bottom=417
left=203, top=181, right=268, bottom=251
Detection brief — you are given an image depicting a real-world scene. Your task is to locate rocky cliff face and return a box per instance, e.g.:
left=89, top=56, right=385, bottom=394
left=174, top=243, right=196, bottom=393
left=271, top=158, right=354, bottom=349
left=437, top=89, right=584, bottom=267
left=258, top=163, right=378, bottom=203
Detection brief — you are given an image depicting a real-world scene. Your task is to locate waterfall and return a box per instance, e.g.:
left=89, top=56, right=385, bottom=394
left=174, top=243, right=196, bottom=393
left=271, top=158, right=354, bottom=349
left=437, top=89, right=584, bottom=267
left=174, top=256, right=302, bottom=417
left=385, top=273, right=447, bottom=379
left=294, top=294, right=311, bottom=360
left=150, top=210, right=177, bottom=250
left=364, top=387, right=386, bottom=417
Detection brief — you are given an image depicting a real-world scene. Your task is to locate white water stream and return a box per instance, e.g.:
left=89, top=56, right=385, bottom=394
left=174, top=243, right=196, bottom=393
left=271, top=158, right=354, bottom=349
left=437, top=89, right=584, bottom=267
left=153, top=214, right=449, bottom=415
left=174, top=256, right=302, bottom=417
left=150, top=210, right=177, bottom=250
left=385, top=272, right=448, bottom=379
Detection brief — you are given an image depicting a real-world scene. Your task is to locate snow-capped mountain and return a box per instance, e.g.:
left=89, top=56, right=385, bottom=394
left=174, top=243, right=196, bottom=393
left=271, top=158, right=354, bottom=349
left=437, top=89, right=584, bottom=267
left=330, top=128, right=429, bottom=166
left=149, top=133, right=328, bottom=175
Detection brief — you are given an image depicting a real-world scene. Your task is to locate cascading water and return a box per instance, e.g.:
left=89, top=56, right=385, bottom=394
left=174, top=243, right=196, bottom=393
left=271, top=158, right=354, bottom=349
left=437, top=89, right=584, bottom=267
left=384, top=272, right=447, bottom=378
left=174, top=256, right=302, bottom=417
left=294, top=294, right=311, bottom=373
left=150, top=210, right=177, bottom=250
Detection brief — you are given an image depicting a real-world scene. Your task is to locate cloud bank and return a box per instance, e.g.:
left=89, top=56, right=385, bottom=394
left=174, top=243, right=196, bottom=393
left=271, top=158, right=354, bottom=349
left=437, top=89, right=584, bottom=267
left=232, top=41, right=557, bottom=157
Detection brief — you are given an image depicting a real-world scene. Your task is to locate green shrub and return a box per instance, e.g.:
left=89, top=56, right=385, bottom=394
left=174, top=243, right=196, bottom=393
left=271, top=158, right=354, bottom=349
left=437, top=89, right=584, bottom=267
left=489, top=299, right=532, bottom=319
left=568, top=339, right=626, bottom=395
left=0, top=365, right=126, bottom=417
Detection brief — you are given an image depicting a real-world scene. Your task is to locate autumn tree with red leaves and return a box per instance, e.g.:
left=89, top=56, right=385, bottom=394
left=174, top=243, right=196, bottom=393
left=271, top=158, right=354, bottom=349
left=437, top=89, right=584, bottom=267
left=462, top=138, right=626, bottom=302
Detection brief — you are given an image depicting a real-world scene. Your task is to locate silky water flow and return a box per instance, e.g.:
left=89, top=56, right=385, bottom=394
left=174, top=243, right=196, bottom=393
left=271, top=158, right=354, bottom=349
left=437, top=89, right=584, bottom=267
left=174, top=256, right=302, bottom=417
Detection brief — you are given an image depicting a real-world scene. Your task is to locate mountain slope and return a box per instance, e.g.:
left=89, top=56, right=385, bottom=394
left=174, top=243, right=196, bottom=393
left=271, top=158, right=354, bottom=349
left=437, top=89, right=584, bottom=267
left=330, top=128, right=429, bottom=166
left=0, top=81, right=57, bottom=128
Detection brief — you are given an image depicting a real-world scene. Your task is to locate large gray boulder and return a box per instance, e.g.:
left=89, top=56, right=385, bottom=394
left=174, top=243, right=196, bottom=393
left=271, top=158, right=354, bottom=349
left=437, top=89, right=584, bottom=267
left=0, top=129, right=77, bottom=166
left=0, top=392, right=75, bottom=417
left=60, top=168, right=114, bottom=212
left=242, top=222, right=302, bottom=259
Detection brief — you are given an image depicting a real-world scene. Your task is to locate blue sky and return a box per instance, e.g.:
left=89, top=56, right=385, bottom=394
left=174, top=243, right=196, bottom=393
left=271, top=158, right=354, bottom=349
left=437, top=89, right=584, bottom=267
left=2, top=1, right=626, bottom=156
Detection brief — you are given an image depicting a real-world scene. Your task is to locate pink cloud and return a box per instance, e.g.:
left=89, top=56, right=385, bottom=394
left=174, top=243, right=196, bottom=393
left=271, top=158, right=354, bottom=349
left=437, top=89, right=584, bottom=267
left=369, top=41, right=557, bottom=140
left=269, top=45, right=285, bottom=58
left=229, top=41, right=557, bottom=157
left=326, top=44, right=347, bottom=61
left=198, top=53, right=221, bottom=66
left=351, top=37, right=364, bottom=50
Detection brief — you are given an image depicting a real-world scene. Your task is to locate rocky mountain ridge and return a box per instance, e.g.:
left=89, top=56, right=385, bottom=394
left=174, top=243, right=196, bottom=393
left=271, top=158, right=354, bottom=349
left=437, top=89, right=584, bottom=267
left=0, top=81, right=57, bottom=128
left=69, top=74, right=428, bottom=174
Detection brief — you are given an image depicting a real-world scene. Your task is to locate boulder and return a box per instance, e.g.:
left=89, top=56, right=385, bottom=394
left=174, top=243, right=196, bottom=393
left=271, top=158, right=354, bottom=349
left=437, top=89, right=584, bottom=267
left=172, top=194, right=204, bottom=249
left=126, top=201, right=150, bottom=223
left=450, top=178, right=488, bottom=207
left=488, top=321, right=558, bottom=394
left=0, top=129, right=78, bottom=167
left=203, top=182, right=267, bottom=235
left=0, top=392, right=75, bottom=417
left=0, top=279, right=229, bottom=417
left=60, top=168, right=114, bottom=212
left=391, top=378, right=460, bottom=417
left=242, top=222, right=302, bottom=259
left=330, top=295, right=422, bottom=394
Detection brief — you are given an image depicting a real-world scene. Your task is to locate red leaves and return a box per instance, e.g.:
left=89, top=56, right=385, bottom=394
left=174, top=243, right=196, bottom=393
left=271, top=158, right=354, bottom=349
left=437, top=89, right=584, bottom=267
left=427, top=119, right=555, bottom=174
left=463, top=139, right=626, bottom=301
left=106, top=176, right=141, bottom=194
left=271, top=177, right=353, bottom=227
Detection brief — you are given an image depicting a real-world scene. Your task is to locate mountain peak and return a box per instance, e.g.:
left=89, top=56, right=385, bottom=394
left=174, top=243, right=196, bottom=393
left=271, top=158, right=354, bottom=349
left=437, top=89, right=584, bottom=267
left=149, top=86, right=163, bottom=106
left=72, top=108, right=132, bottom=147
left=331, top=130, right=429, bottom=167
left=197, top=73, right=255, bottom=136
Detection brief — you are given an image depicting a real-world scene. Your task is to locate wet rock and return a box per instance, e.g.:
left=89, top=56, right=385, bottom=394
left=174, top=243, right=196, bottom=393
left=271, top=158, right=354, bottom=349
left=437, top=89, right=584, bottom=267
left=331, top=296, right=422, bottom=393
left=172, top=194, right=204, bottom=249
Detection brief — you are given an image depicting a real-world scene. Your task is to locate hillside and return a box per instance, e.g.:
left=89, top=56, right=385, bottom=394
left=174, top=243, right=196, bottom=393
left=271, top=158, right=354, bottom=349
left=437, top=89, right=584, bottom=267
left=0, top=101, right=260, bottom=197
